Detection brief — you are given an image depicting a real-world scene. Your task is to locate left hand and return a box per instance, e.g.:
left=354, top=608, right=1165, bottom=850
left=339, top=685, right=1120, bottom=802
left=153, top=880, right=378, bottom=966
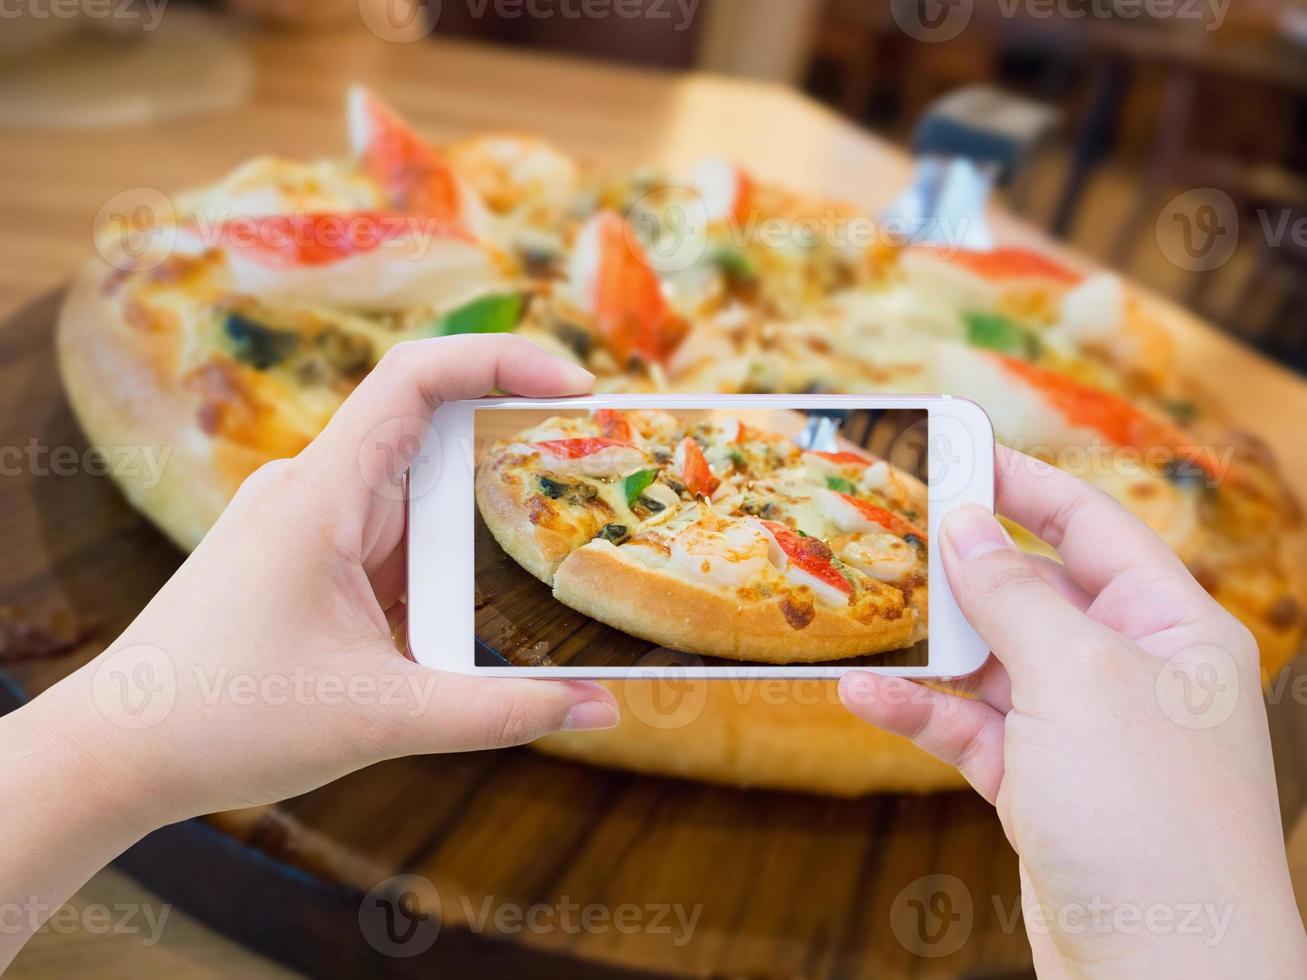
left=42, top=335, right=621, bottom=828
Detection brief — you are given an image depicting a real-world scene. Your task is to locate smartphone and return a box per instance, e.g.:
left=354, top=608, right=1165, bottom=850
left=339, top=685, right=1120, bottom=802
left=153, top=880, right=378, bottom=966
left=407, top=395, right=993, bottom=679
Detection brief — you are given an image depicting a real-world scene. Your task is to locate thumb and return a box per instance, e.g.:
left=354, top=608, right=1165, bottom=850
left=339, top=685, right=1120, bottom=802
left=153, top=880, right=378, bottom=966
left=306, top=333, right=594, bottom=501
left=380, top=666, right=620, bottom=755
left=941, top=504, right=1113, bottom=690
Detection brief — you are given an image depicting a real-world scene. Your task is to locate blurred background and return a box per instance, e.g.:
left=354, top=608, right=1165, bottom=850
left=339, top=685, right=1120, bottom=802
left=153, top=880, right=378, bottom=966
left=433, top=0, right=1307, bottom=371
left=3, top=1, right=1307, bottom=977
left=3, top=0, right=1305, bottom=368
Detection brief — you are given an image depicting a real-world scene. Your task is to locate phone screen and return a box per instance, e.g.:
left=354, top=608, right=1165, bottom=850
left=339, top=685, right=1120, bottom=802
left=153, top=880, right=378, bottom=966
left=472, top=405, right=930, bottom=671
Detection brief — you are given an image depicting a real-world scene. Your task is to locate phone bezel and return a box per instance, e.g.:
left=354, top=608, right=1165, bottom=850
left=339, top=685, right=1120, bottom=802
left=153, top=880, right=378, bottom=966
left=408, top=394, right=993, bottom=679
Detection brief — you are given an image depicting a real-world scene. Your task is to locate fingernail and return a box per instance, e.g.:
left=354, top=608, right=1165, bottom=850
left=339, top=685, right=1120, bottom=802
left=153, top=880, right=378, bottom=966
left=943, top=504, right=1013, bottom=561
left=563, top=362, right=596, bottom=385
left=563, top=700, right=620, bottom=731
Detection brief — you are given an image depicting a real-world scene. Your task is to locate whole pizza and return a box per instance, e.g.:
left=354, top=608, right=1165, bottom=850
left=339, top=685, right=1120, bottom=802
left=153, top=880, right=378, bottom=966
left=59, top=88, right=1304, bottom=795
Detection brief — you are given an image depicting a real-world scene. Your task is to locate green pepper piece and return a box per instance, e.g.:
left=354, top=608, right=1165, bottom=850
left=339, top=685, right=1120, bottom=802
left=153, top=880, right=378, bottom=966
left=431, top=293, right=526, bottom=336
left=964, top=311, right=1041, bottom=359
left=623, top=469, right=657, bottom=507
left=712, top=246, right=757, bottom=283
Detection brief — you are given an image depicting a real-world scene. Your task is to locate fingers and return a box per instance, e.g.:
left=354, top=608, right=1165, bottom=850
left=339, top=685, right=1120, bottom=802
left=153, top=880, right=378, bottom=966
left=944, top=655, right=1012, bottom=715
left=839, top=671, right=1005, bottom=804
left=935, top=558, right=1089, bottom=716
left=942, top=503, right=1120, bottom=687
left=306, top=334, right=594, bottom=500
left=388, top=668, right=620, bottom=756
left=995, top=447, right=1192, bottom=596
left=291, top=335, right=593, bottom=564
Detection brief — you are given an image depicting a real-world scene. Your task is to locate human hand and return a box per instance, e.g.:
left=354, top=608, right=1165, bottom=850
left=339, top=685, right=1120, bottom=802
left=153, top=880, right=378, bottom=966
left=839, top=447, right=1306, bottom=977
left=40, top=335, right=621, bottom=830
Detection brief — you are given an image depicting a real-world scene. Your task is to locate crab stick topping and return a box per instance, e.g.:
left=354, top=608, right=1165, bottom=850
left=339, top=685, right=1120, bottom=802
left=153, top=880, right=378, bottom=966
left=573, top=210, right=685, bottom=364
left=531, top=438, right=648, bottom=479
left=819, top=490, right=926, bottom=541
left=196, top=211, right=470, bottom=267
left=991, top=353, right=1230, bottom=482
left=686, top=157, right=754, bottom=225
left=347, top=86, right=484, bottom=234
left=807, top=450, right=873, bottom=467
left=916, top=246, right=1081, bottom=284
left=674, top=436, right=720, bottom=498
left=533, top=437, right=633, bottom=459
left=193, top=211, right=495, bottom=310
left=759, top=520, right=853, bottom=601
left=593, top=409, right=633, bottom=442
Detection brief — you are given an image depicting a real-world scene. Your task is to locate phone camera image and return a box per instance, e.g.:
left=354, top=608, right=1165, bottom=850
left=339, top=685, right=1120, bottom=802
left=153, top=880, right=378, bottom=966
left=472, top=406, right=930, bottom=670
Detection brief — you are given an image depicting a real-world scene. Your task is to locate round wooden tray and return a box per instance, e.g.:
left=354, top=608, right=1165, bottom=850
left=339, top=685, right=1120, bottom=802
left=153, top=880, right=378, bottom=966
left=4, top=289, right=1304, bottom=979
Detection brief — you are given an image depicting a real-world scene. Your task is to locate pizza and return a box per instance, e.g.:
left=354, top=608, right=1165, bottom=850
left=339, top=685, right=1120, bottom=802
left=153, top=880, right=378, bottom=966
left=476, top=408, right=928, bottom=663
left=57, top=87, right=1305, bottom=795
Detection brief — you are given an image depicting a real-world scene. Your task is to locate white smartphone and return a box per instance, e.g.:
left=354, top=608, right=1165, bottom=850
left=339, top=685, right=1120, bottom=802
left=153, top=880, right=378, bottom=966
left=407, top=395, right=993, bottom=679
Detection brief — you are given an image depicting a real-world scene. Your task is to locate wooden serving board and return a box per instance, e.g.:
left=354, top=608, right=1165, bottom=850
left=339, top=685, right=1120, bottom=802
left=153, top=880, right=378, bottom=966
left=3, top=288, right=1306, bottom=980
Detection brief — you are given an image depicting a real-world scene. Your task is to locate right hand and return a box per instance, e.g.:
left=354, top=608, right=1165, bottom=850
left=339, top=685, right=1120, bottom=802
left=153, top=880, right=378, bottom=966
left=840, top=447, right=1306, bottom=977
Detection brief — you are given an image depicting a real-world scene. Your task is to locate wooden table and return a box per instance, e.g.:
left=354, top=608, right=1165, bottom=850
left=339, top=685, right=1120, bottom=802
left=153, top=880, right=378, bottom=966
left=4, top=25, right=1307, bottom=979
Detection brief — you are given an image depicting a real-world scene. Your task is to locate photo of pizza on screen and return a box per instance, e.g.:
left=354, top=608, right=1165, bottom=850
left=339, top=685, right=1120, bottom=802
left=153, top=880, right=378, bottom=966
left=473, top=406, right=929, bottom=669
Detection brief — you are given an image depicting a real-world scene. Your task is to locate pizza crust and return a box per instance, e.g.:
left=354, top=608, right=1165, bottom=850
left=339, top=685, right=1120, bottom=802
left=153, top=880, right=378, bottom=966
left=552, top=540, right=922, bottom=663
left=537, top=680, right=967, bottom=795
left=56, top=259, right=253, bottom=552
left=474, top=459, right=577, bottom=584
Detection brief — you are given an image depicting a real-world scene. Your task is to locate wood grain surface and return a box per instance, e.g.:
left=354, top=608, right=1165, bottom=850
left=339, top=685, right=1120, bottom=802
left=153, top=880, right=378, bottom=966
left=3, top=28, right=1307, bottom=979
